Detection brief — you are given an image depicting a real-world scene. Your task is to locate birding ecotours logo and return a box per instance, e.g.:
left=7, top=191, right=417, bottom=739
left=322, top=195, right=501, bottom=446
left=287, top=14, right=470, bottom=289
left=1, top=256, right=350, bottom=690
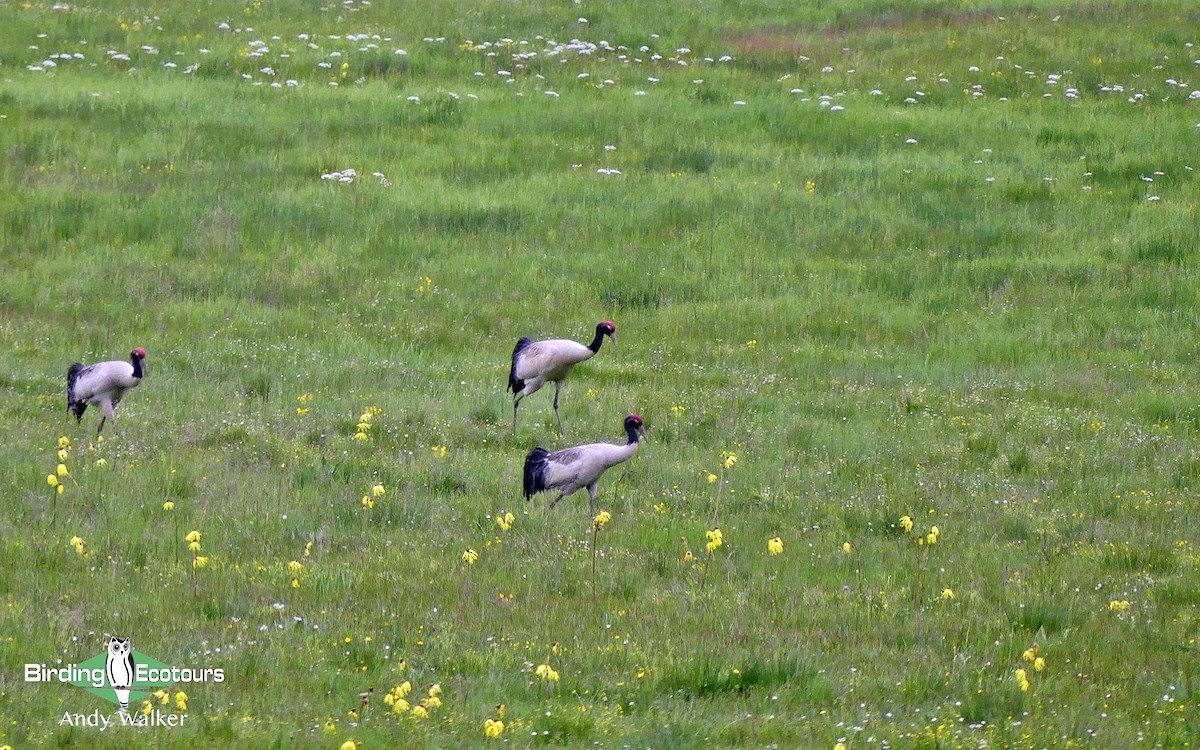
left=24, top=636, right=224, bottom=729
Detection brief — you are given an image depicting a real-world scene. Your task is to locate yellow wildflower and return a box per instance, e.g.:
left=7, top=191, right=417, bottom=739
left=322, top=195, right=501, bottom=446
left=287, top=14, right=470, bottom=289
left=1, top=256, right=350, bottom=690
left=174, top=690, right=187, bottom=711
left=340, top=742, right=358, bottom=750
left=899, top=515, right=914, bottom=533
left=59, top=435, right=71, bottom=449
left=683, top=550, right=693, bottom=562
left=705, top=527, right=724, bottom=553
left=188, top=541, right=202, bottom=553
left=842, top=541, right=852, bottom=553
left=372, top=483, right=386, bottom=497
left=58, top=449, right=69, bottom=462
left=767, top=537, right=783, bottom=556
left=57, top=463, right=69, bottom=477
left=706, top=473, right=718, bottom=483
left=423, top=695, right=442, bottom=709
left=397, top=680, right=412, bottom=697
left=940, top=588, right=955, bottom=600
left=141, top=700, right=153, bottom=716
left=1033, top=656, right=1046, bottom=672
left=594, top=510, right=612, bottom=529
left=1014, top=668, right=1030, bottom=692
left=323, top=719, right=336, bottom=734
left=721, top=451, right=738, bottom=469
left=411, top=705, right=428, bottom=719
left=484, top=718, right=505, bottom=738
left=535, top=664, right=560, bottom=681
left=185, top=530, right=202, bottom=544
left=287, top=560, right=304, bottom=575
left=163, top=500, right=175, bottom=511
left=361, top=495, right=374, bottom=509
left=462, top=548, right=479, bottom=565
left=352, top=432, right=368, bottom=441
left=47, top=474, right=59, bottom=488
left=192, top=556, right=209, bottom=569
left=1108, top=599, right=1130, bottom=612
left=1023, top=644, right=1038, bottom=662
left=153, top=689, right=169, bottom=705
left=428, top=683, right=442, bottom=698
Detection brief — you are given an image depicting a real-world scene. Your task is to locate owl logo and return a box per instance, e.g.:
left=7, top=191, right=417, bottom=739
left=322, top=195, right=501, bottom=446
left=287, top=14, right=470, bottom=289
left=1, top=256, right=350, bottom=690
left=105, top=636, right=135, bottom=713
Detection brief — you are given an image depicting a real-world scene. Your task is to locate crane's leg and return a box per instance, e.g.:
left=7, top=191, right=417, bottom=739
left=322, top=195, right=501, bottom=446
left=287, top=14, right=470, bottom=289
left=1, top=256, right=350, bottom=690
left=586, top=483, right=599, bottom=516
left=548, top=493, right=566, bottom=509
left=98, top=400, right=116, bottom=435
left=552, top=381, right=565, bottom=436
left=512, top=397, right=521, bottom=432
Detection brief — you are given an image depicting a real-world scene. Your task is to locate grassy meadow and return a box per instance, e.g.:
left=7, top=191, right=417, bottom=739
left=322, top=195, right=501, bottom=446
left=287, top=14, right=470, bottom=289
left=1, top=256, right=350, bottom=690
left=2, top=0, right=1200, bottom=746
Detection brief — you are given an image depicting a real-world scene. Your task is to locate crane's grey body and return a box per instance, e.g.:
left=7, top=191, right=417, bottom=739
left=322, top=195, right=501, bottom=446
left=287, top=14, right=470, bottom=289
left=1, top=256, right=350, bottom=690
left=67, top=348, right=146, bottom=434
left=524, top=414, right=647, bottom=514
left=509, top=322, right=616, bottom=435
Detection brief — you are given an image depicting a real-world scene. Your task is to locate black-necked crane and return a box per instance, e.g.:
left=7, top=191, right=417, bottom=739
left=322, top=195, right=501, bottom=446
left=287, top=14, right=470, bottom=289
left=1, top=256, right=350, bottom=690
left=508, top=321, right=616, bottom=435
left=523, top=413, right=647, bottom=514
left=66, top=348, right=146, bottom=434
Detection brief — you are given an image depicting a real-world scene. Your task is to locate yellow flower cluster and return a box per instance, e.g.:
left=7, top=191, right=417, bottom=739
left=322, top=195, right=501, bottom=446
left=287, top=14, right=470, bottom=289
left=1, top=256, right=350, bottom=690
left=706, top=528, right=724, bottom=554
left=484, top=718, right=505, bottom=738
left=462, top=548, right=479, bottom=565
left=1023, top=643, right=1046, bottom=671
left=593, top=510, right=612, bottom=529
left=296, top=393, right=311, bottom=416
left=431, top=444, right=447, bottom=459
left=496, top=511, right=515, bottom=531
left=416, top=275, right=433, bottom=293
left=940, top=587, right=955, bottom=600
left=47, top=436, right=72, bottom=495
left=383, top=680, right=412, bottom=714
left=535, top=663, right=560, bottom=682
left=353, top=405, right=382, bottom=441
left=842, top=541, right=853, bottom=553
left=287, top=560, right=304, bottom=589
left=899, top=515, right=914, bottom=533
left=69, top=535, right=86, bottom=556
left=187, top=530, right=209, bottom=569
left=720, top=451, right=738, bottom=470
left=767, top=536, right=783, bottom=556
left=1014, top=667, right=1030, bottom=692
left=1108, top=599, right=1131, bottom=612
left=361, top=482, right=385, bottom=510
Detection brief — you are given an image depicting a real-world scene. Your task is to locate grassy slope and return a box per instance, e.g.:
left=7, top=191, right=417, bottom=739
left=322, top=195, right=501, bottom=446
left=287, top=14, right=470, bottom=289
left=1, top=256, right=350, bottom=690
left=1, top=0, right=1199, bottom=747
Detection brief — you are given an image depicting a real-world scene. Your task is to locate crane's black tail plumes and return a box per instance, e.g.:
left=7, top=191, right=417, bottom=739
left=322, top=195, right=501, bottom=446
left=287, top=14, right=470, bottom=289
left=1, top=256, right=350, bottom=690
left=66, top=363, right=87, bottom=420
left=509, top=337, right=532, bottom=394
left=523, top=447, right=550, bottom=499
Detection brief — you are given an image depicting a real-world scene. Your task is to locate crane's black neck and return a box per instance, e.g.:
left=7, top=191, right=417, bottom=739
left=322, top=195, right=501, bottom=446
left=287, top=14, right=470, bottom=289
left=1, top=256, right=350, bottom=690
left=587, top=326, right=607, bottom=354
left=130, top=354, right=143, bottom=379
left=624, top=422, right=642, bottom=444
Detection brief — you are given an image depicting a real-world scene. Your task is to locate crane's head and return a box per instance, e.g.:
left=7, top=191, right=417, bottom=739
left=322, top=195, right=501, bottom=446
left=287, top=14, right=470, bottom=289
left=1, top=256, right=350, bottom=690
left=131, top=347, right=146, bottom=360
left=598, top=320, right=617, bottom=350
left=624, top=413, right=648, bottom=442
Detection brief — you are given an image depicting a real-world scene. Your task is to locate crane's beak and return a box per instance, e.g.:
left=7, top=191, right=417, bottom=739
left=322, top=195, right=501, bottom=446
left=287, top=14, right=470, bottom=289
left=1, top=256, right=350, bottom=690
left=638, top=425, right=649, bottom=442
left=608, top=333, right=618, bottom=351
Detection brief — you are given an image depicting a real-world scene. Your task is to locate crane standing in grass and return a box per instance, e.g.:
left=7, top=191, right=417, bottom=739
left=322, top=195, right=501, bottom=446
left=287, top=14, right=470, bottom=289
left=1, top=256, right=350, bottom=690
left=523, top=413, right=647, bottom=514
left=508, top=321, right=616, bottom=435
left=67, top=348, right=147, bottom=435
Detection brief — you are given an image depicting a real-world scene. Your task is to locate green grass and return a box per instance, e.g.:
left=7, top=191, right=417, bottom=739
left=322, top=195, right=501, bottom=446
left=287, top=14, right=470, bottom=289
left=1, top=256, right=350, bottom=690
left=2, top=0, right=1200, bottom=747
